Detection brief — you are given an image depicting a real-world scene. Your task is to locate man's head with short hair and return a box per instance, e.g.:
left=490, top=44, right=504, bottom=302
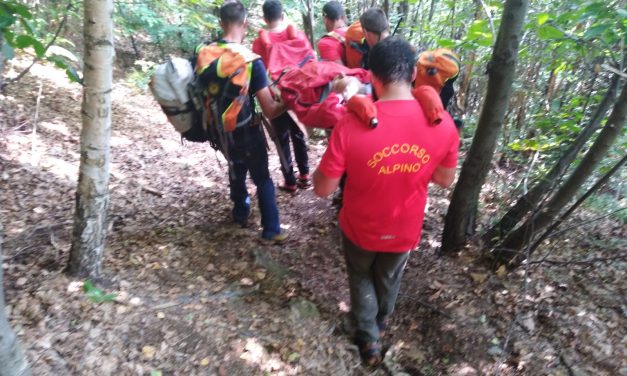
left=369, top=36, right=416, bottom=86
left=220, top=0, right=247, bottom=26
left=262, top=0, right=283, bottom=23
left=322, top=1, right=345, bottom=32
left=322, top=1, right=344, bottom=21
left=219, top=0, right=248, bottom=42
left=360, top=8, right=389, bottom=46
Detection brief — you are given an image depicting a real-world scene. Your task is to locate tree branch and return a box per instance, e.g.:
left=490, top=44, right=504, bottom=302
left=2, top=1, right=74, bottom=90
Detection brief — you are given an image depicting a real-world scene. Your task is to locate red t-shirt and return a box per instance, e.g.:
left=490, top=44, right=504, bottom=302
left=317, top=27, right=347, bottom=63
left=252, top=26, right=312, bottom=66
left=319, top=99, right=459, bottom=252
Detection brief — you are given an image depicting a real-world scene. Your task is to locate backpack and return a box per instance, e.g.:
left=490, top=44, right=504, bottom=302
left=194, top=42, right=260, bottom=133
left=258, top=24, right=316, bottom=81
left=150, top=42, right=260, bottom=156
left=414, top=48, right=460, bottom=93
left=149, top=57, right=208, bottom=143
left=345, top=21, right=368, bottom=68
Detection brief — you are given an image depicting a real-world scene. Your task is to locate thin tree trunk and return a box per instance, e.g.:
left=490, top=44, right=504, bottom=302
left=0, top=224, right=32, bottom=376
left=545, top=68, right=558, bottom=103
left=383, top=0, right=390, bottom=18
left=67, top=0, right=114, bottom=279
left=457, top=51, right=475, bottom=112
left=493, top=82, right=627, bottom=265
left=529, top=154, right=627, bottom=255
left=440, top=0, right=529, bottom=254
left=457, top=4, right=481, bottom=111
left=428, top=0, right=437, bottom=22
left=0, top=34, right=5, bottom=89
left=397, top=0, right=409, bottom=37
left=116, top=3, right=141, bottom=57
left=482, top=75, right=620, bottom=248
left=301, top=0, right=315, bottom=48
left=408, top=4, right=420, bottom=40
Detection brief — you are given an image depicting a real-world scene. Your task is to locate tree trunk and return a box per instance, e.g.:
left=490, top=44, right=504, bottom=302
left=482, top=75, right=620, bottom=248
left=408, top=4, right=420, bottom=40
left=545, top=67, right=558, bottom=103
left=397, top=0, right=409, bottom=37
left=383, top=0, right=390, bottom=18
left=428, top=0, right=437, bottom=22
left=0, top=33, right=5, bottom=89
left=440, top=0, right=529, bottom=254
left=456, top=4, right=482, bottom=111
left=301, top=0, right=315, bottom=49
left=493, top=82, right=627, bottom=265
left=67, top=0, right=114, bottom=279
left=529, top=154, right=627, bottom=255
left=457, top=51, right=475, bottom=112
left=0, top=224, right=32, bottom=376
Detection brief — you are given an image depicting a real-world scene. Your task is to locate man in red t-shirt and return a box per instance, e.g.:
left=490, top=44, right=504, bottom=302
left=313, top=36, right=459, bottom=365
left=252, top=0, right=313, bottom=192
left=317, top=1, right=348, bottom=64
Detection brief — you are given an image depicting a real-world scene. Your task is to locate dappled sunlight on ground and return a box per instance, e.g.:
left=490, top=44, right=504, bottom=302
left=1, top=58, right=625, bottom=375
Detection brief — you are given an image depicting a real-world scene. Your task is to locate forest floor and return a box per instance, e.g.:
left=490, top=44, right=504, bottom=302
left=1, top=59, right=626, bottom=376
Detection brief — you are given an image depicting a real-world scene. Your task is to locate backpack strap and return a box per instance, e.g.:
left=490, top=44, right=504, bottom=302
left=324, top=30, right=346, bottom=44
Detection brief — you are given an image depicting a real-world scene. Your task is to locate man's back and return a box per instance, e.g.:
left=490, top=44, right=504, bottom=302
left=317, top=26, right=347, bottom=63
left=252, top=26, right=312, bottom=66
left=319, top=99, right=459, bottom=251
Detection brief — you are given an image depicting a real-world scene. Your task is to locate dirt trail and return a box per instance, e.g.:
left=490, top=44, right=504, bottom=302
left=1, top=62, right=625, bottom=375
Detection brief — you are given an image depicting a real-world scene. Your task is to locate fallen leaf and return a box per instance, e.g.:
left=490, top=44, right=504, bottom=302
left=496, top=265, right=507, bottom=277
left=142, top=345, right=156, bottom=359
left=470, top=272, right=487, bottom=283
left=199, top=357, right=209, bottom=366
left=240, top=278, right=254, bottom=286
left=287, top=352, right=300, bottom=362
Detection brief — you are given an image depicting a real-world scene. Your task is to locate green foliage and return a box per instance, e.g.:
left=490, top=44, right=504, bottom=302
left=465, top=20, right=492, bottom=47
left=115, top=0, right=220, bottom=56
left=584, top=194, right=627, bottom=224
left=83, top=280, right=117, bottom=304
left=1, top=0, right=36, bottom=60
left=127, top=61, right=156, bottom=91
left=1, top=1, right=82, bottom=83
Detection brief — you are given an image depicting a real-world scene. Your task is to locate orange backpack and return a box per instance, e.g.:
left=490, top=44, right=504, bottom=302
left=194, top=42, right=260, bottom=132
left=345, top=21, right=368, bottom=68
left=414, top=48, right=460, bottom=93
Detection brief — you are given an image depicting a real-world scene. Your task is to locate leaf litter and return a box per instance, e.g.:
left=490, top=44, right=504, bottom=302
left=0, top=59, right=625, bottom=375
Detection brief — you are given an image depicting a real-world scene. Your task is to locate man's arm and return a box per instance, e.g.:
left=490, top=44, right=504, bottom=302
left=313, top=168, right=341, bottom=197
left=256, top=87, right=286, bottom=120
left=249, top=59, right=286, bottom=120
left=431, top=166, right=456, bottom=188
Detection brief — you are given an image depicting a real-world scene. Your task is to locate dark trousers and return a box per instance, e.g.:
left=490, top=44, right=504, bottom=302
left=342, top=232, right=410, bottom=343
left=228, top=125, right=281, bottom=239
left=272, top=112, right=309, bottom=186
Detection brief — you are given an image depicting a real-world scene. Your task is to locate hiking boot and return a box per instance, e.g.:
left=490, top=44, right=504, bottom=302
left=296, top=174, right=312, bottom=189
left=356, top=340, right=382, bottom=367
left=233, top=212, right=252, bottom=228
left=278, top=182, right=298, bottom=193
left=260, top=232, right=289, bottom=245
